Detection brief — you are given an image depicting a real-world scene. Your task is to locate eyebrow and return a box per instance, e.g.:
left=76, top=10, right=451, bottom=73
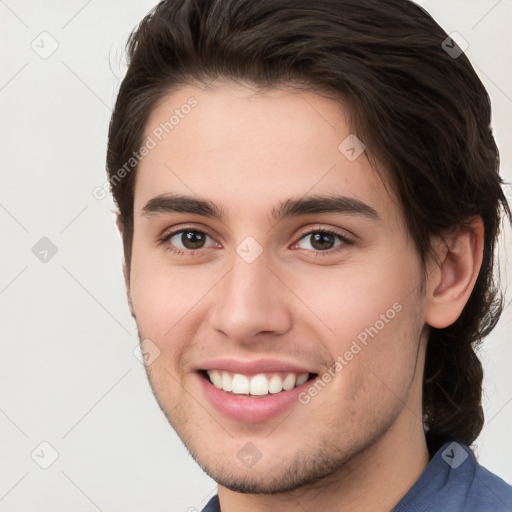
left=141, top=193, right=380, bottom=223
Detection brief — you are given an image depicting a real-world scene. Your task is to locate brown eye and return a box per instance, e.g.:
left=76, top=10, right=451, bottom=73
left=164, top=229, right=215, bottom=252
left=309, top=232, right=336, bottom=251
left=180, top=230, right=206, bottom=249
left=295, top=229, right=353, bottom=255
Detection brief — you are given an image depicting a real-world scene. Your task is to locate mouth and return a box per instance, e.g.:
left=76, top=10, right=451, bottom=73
left=196, top=365, right=320, bottom=423
left=199, top=369, right=318, bottom=397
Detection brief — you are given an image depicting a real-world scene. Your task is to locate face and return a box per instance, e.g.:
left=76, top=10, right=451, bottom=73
left=128, top=82, right=428, bottom=493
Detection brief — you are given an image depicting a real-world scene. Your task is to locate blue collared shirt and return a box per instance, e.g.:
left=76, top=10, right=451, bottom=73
left=201, top=441, right=512, bottom=511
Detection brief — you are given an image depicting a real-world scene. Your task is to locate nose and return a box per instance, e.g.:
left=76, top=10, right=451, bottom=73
left=208, top=249, right=293, bottom=343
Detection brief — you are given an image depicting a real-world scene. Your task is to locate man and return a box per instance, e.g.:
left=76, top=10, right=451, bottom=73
left=106, top=0, right=512, bottom=510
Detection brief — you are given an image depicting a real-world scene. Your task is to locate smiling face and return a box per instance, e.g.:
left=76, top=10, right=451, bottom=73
left=127, top=82, right=430, bottom=494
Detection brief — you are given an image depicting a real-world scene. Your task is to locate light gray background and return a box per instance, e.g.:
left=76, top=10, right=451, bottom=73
left=1, top=1, right=511, bottom=511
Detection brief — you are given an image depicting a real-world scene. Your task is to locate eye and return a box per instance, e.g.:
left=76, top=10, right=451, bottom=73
left=159, top=225, right=352, bottom=257
left=161, top=227, right=218, bottom=254
left=294, top=228, right=353, bottom=254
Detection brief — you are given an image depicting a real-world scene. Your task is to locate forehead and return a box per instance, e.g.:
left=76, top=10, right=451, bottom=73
left=134, top=82, right=401, bottom=227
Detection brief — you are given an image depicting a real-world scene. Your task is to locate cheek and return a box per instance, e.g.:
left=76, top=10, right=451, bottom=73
left=130, top=242, right=199, bottom=326
left=291, top=253, right=418, bottom=342
left=129, top=248, right=220, bottom=369
left=291, top=250, right=423, bottom=388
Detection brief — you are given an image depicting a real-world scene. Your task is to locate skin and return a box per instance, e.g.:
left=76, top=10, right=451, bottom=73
left=119, top=82, right=484, bottom=512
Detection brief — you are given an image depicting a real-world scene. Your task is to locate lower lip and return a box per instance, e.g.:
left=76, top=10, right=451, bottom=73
left=199, top=373, right=315, bottom=423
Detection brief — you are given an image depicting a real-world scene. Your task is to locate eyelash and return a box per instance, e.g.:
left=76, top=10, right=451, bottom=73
left=159, top=225, right=353, bottom=258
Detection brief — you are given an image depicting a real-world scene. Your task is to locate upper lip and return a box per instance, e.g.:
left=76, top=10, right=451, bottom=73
left=197, top=358, right=318, bottom=375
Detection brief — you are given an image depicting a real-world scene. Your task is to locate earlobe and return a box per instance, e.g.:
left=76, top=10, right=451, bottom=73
left=116, top=213, right=124, bottom=238
left=120, top=258, right=136, bottom=318
left=123, top=261, right=136, bottom=319
left=424, top=216, right=484, bottom=329
left=116, top=214, right=136, bottom=319
left=127, top=293, right=136, bottom=319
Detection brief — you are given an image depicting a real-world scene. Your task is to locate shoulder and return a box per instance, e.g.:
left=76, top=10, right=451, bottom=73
left=393, top=441, right=512, bottom=512
left=200, top=494, right=220, bottom=512
left=466, top=461, right=512, bottom=511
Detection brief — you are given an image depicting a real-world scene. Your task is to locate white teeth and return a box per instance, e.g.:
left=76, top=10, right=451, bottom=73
left=296, top=373, right=309, bottom=386
left=282, top=373, right=296, bottom=391
left=268, top=375, right=283, bottom=394
left=249, top=374, right=269, bottom=396
left=206, top=370, right=310, bottom=396
left=209, top=370, right=222, bottom=389
left=221, top=372, right=233, bottom=392
left=231, top=373, right=250, bottom=394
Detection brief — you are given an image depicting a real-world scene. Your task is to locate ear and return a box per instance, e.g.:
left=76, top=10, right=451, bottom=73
left=116, top=214, right=136, bottom=319
left=424, top=216, right=484, bottom=329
